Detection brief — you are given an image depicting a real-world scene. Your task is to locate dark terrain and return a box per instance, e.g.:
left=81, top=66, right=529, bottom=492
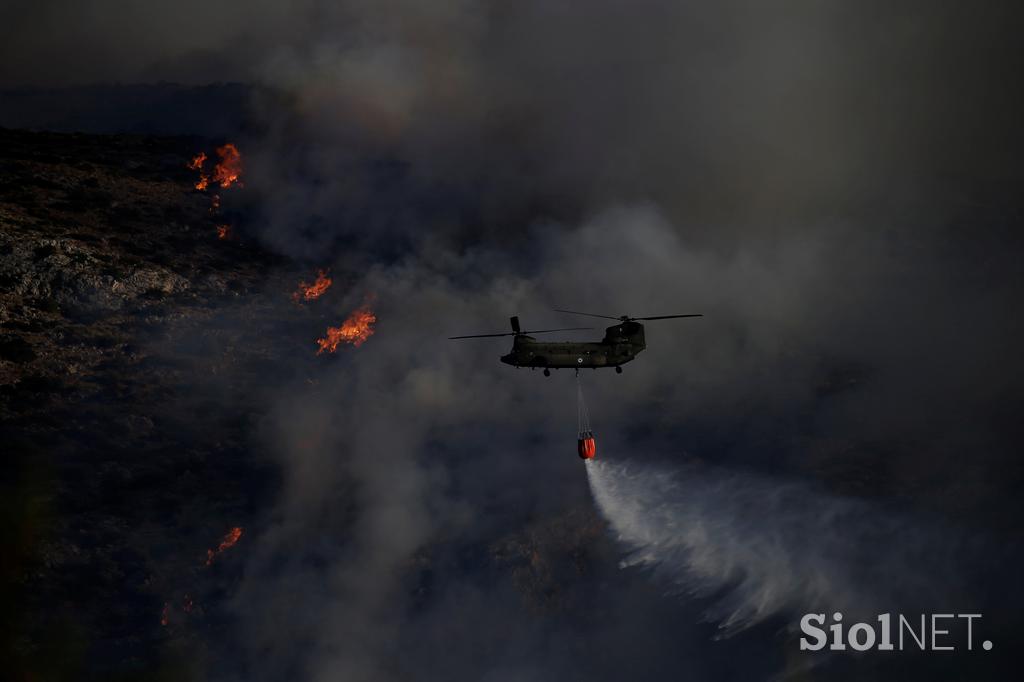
left=0, top=84, right=274, bottom=137
left=0, top=127, right=285, bottom=679
left=0, top=128, right=614, bottom=680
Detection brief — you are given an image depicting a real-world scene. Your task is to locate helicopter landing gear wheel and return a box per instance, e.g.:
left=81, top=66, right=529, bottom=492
left=615, top=366, right=623, bottom=374
left=543, top=369, right=551, bottom=377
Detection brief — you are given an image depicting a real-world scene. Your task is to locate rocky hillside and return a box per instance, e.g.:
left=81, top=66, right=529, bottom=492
left=0, top=127, right=608, bottom=681
left=0, top=127, right=291, bottom=680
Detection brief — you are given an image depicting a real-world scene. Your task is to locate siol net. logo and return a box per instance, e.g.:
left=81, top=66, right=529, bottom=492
left=800, top=612, right=992, bottom=652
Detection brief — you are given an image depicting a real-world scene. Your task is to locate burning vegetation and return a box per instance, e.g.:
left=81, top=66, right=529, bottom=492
left=189, top=152, right=209, bottom=190
left=188, top=144, right=244, bottom=191
left=159, top=594, right=196, bottom=628
left=188, top=144, right=244, bottom=239
left=205, top=526, right=244, bottom=567
left=293, top=269, right=333, bottom=303
left=316, top=303, right=377, bottom=354
left=160, top=526, right=243, bottom=627
left=212, top=143, right=243, bottom=189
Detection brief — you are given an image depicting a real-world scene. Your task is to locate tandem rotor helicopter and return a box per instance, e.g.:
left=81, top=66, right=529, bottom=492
left=449, top=309, right=702, bottom=376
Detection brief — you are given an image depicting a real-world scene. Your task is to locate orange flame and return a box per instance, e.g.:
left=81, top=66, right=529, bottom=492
left=316, top=304, right=376, bottom=354
left=212, top=143, right=243, bottom=189
left=292, top=269, right=333, bottom=303
left=205, top=526, right=243, bottom=566
left=216, top=224, right=232, bottom=240
left=160, top=602, right=171, bottom=626
left=189, top=152, right=210, bottom=190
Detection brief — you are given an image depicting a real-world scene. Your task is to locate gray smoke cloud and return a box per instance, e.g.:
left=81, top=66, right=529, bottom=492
left=222, top=208, right=801, bottom=679
left=6, top=2, right=1021, bottom=252
left=221, top=202, right=1019, bottom=679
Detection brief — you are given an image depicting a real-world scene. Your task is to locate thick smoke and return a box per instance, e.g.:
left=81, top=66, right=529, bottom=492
left=221, top=209, right=811, bottom=679
left=6, top=2, right=1022, bottom=253
left=224, top=204, right=1020, bottom=679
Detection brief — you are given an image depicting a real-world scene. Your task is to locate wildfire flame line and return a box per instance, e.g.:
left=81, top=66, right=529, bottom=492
left=205, top=526, right=243, bottom=566
left=293, top=269, right=333, bottom=303
left=188, top=144, right=243, bottom=191
left=189, top=145, right=243, bottom=240
left=189, top=152, right=210, bottom=191
left=316, top=303, right=376, bottom=354
left=212, top=143, right=243, bottom=189
left=160, top=526, right=243, bottom=627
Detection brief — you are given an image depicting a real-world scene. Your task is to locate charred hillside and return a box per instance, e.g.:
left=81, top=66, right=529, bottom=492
left=0, top=127, right=611, bottom=680
left=0, top=127, right=286, bottom=678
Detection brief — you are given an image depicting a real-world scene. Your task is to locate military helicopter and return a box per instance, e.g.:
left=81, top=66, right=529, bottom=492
left=449, top=309, right=702, bottom=375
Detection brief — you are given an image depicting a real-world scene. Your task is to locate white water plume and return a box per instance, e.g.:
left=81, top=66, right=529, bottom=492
left=585, top=458, right=965, bottom=635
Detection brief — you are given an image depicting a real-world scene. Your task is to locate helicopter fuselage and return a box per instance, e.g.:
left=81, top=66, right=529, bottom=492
left=500, top=321, right=646, bottom=370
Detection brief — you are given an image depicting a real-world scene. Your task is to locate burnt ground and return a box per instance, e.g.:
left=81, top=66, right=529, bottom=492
left=0, top=127, right=286, bottom=680
left=0, top=128, right=619, bottom=681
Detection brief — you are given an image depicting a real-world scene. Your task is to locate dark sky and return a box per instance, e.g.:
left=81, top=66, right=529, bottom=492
left=4, top=2, right=1023, bottom=680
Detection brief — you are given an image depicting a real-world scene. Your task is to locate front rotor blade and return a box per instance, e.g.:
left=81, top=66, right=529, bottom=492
left=448, top=332, right=516, bottom=339
left=554, top=309, right=622, bottom=321
left=633, top=314, right=703, bottom=320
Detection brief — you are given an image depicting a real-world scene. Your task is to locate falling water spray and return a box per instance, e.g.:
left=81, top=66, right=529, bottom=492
left=584, top=458, right=970, bottom=635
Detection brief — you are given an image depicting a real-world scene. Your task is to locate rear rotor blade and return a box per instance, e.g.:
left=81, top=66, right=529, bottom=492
left=449, top=326, right=592, bottom=340
left=554, top=309, right=622, bottom=321
left=633, top=314, right=703, bottom=320
left=448, top=332, right=516, bottom=339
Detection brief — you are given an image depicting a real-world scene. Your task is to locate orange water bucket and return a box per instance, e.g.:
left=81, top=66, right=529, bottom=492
left=577, top=435, right=597, bottom=459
